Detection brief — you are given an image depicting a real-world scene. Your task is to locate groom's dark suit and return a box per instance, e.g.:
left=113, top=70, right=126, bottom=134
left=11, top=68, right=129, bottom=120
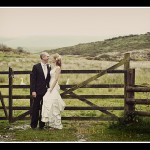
left=30, top=63, right=51, bottom=129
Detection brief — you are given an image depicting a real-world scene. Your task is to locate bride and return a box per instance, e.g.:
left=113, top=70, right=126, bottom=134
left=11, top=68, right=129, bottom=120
left=41, top=53, right=66, bottom=129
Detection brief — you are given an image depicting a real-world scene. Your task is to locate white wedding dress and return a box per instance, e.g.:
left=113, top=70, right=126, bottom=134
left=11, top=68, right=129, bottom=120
left=41, top=67, right=66, bottom=129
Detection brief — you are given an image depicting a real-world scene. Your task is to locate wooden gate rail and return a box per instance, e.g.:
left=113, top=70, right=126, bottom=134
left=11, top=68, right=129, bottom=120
left=134, top=111, right=150, bottom=117
left=1, top=95, right=124, bottom=99
left=127, top=99, right=150, bottom=105
left=0, top=84, right=124, bottom=89
left=0, top=106, right=124, bottom=111
left=127, top=86, right=150, bottom=92
left=61, top=117, right=115, bottom=121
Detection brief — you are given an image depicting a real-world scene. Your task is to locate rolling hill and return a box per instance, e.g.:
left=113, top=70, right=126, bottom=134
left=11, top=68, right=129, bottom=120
left=46, top=32, right=150, bottom=61
left=0, top=44, right=30, bottom=54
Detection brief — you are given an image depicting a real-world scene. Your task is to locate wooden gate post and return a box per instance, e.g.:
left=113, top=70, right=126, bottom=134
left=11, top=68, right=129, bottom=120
left=124, top=52, right=130, bottom=115
left=124, top=69, right=135, bottom=122
left=123, top=53, right=136, bottom=122
left=124, top=53, right=130, bottom=70
left=30, top=73, right=33, bottom=117
left=8, top=67, right=13, bottom=123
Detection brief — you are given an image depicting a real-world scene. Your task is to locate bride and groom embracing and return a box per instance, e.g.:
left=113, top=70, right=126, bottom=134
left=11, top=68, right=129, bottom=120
left=30, top=52, right=66, bottom=130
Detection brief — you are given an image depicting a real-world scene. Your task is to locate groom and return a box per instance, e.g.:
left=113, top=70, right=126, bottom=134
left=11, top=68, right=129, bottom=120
left=30, top=52, right=51, bottom=129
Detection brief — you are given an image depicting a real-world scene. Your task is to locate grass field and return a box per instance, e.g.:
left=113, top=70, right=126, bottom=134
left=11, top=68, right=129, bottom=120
left=1, top=52, right=150, bottom=142
left=1, top=118, right=150, bottom=142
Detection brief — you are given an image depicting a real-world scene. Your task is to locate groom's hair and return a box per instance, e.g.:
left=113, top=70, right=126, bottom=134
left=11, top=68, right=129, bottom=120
left=40, top=52, right=49, bottom=59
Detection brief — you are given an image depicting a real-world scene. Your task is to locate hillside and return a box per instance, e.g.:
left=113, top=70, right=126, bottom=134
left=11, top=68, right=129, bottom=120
left=46, top=32, right=150, bottom=61
left=0, top=44, right=30, bottom=54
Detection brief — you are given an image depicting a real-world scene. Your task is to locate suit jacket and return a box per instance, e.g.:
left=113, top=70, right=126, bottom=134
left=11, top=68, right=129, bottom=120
left=31, top=63, right=51, bottom=95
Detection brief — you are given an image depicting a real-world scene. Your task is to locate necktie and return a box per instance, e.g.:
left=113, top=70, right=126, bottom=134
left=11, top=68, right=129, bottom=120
left=43, top=64, right=47, bottom=79
left=43, top=64, right=46, bottom=71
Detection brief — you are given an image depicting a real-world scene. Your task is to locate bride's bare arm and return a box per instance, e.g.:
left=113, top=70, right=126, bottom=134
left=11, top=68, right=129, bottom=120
left=49, top=66, right=61, bottom=93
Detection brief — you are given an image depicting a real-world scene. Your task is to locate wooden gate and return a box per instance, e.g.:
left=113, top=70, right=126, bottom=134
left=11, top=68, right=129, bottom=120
left=0, top=53, right=131, bottom=123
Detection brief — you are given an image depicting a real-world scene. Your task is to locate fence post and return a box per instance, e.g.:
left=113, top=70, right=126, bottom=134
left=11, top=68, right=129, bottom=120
left=124, top=53, right=130, bottom=70
left=30, top=73, right=33, bottom=117
left=8, top=67, right=13, bottom=123
left=124, top=53, right=130, bottom=116
left=124, top=68, right=135, bottom=123
left=124, top=53, right=136, bottom=122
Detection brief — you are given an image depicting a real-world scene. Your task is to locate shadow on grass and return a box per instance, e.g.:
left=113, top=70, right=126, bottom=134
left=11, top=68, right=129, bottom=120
left=109, top=117, right=150, bottom=134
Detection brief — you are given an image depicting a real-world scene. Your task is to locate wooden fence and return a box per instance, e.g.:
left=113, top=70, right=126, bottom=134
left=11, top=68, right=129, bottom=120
left=1, top=53, right=150, bottom=123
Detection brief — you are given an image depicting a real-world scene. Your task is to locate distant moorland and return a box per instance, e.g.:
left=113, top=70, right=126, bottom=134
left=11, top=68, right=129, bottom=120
left=1, top=32, right=150, bottom=61
left=46, top=32, right=150, bottom=61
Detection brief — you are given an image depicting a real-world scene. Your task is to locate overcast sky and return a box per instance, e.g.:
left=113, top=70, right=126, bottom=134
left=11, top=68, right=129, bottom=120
left=0, top=7, right=150, bottom=38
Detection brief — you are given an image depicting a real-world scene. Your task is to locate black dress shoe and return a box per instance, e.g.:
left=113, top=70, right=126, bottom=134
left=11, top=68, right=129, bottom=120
left=31, top=125, right=37, bottom=129
left=39, top=126, right=44, bottom=130
left=39, top=127, right=44, bottom=130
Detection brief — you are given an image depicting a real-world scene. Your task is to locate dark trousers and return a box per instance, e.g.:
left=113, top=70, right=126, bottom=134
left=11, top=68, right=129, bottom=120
left=30, top=94, right=45, bottom=129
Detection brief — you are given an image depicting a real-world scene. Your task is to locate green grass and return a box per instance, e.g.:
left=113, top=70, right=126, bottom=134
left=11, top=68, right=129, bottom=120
left=1, top=53, right=150, bottom=141
left=0, top=120, right=77, bottom=142
left=1, top=118, right=150, bottom=142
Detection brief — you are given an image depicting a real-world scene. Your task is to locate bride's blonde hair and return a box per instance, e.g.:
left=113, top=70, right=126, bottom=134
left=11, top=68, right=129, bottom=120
left=53, top=53, right=62, bottom=67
